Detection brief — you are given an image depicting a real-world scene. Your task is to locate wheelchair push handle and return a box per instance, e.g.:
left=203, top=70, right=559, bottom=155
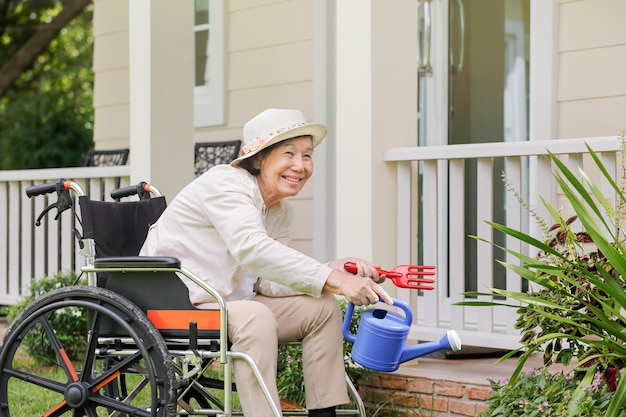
left=26, top=179, right=86, bottom=198
left=26, top=179, right=67, bottom=198
left=111, top=182, right=162, bottom=200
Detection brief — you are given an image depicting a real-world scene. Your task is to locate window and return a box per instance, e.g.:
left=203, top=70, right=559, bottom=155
left=194, top=0, right=224, bottom=127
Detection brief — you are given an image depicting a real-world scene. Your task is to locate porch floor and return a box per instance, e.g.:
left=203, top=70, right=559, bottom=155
left=395, top=352, right=546, bottom=386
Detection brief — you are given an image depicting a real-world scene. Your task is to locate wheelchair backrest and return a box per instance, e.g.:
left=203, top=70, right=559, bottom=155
left=79, top=195, right=166, bottom=287
left=79, top=195, right=167, bottom=258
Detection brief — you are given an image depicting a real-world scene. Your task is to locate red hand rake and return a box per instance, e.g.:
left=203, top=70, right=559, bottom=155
left=344, top=262, right=436, bottom=290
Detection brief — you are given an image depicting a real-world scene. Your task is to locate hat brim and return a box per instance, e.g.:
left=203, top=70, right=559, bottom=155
left=231, top=123, right=327, bottom=166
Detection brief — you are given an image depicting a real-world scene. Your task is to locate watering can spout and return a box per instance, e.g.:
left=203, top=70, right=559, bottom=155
left=398, top=330, right=462, bottom=363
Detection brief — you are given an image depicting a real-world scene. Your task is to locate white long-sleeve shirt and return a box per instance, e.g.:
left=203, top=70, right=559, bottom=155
left=140, top=164, right=332, bottom=305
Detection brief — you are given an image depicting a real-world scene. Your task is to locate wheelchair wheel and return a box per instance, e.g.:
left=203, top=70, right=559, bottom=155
left=0, top=286, right=175, bottom=417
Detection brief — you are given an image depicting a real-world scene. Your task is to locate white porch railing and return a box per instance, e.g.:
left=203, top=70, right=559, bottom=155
left=0, top=166, right=130, bottom=305
left=385, top=136, right=624, bottom=350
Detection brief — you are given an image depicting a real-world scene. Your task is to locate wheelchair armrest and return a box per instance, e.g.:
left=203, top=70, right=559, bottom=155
left=94, top=256, right=181, bottom=268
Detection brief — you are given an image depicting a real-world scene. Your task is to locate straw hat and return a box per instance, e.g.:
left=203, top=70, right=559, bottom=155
left=231, top=109, right=327, bottom=166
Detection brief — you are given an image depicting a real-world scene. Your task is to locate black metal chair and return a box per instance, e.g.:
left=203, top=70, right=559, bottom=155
left=84, top=148, right=130, bottom=167
left=194, top=140, right=241, bottom=177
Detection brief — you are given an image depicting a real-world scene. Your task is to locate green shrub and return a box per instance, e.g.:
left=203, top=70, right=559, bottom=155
left=8, top=270, right=87, bottom=365
left=457, top=134, right=626, bottom=416
left=276, top=297, right=372, bottom=406
left=480, top=367, right=613, bottom=417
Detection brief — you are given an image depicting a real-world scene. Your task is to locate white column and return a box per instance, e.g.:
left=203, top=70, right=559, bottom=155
left=313, top=0, right=334, bottom=262
left=129, top=0, right=194, bottom=198
left=334, top=1, right=418, bottom=268
left=335, top=0, right=373, bottom=259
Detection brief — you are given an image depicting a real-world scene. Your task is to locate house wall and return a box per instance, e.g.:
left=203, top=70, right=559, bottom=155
left=91, top=0, right=626, bottom=263
left=557, top=0, right=626, bottom=138
left=92, top=0, right=320, bottom=255
left=92, top=0, right=130, bottom=152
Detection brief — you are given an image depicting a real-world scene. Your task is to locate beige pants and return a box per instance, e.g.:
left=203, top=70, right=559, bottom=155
left=199, top=292, right=349, bottom=416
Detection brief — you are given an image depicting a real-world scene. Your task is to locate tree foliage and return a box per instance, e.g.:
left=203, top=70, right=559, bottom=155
left=0, top=0, right=94, bottom=169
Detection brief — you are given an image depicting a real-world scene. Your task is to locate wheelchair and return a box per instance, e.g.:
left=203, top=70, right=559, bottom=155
left=0, top=179, right=366, bottom=417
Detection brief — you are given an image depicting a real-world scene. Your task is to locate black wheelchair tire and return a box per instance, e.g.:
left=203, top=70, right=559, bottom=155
left=0, top=286, right=176, bottom=417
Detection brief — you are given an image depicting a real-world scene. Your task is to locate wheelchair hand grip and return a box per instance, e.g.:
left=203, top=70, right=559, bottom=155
left=111, top=182, right=149, bottom=200
left=26, top=179, right=68, bottom=198
left=111, top=185, right=140, bottom=199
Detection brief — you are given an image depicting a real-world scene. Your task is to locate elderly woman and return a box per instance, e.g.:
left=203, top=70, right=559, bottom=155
left=140, top=108, right=391, bottom=417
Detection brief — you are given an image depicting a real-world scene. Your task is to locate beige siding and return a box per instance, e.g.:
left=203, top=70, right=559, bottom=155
left=92, top=105, right=130, bottom=149
left=200, top=0, right=318, bottom=256
left=226, top=82, right=316, bottom=129
left=558, top=46, right=626, bottom=101
left=559, top=0, right=626, bottom=51
left=93, top=31, right=129, bottom=71
left=220, top=0, right=316, bottom=129
left=92, top=0, right=130, bottom=151
left=230, top=41, right=314, bottom=90
left=94, top=69, right=129, bottom=107
left=560, top=97, right=626, bottom=138
left=557, top=0, right=626, bottom=138
left=93, top=0, right=128, bottom=35
left=229, top=0, right=314, bottom=50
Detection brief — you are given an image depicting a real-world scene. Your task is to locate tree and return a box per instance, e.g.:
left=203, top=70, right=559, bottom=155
left=0, top=0, right=94, bottom=169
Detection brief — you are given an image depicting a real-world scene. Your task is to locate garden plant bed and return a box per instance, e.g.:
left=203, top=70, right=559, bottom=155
left=360, top=354, right=551, bottom=417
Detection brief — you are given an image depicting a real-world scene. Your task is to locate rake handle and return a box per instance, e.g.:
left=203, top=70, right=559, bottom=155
left=343, top=262, right=402, bottom=278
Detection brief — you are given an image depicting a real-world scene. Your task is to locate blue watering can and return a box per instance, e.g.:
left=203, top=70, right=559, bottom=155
left=342, top=298, right=462, bottom=372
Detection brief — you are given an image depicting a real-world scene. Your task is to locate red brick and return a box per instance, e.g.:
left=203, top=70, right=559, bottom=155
left=417, top=394, right=448, bottom=412
left=362, top=372, right=493, bottom=417
left=407, top=377, right=434, bottom=394
left=376, top=404, right=421, bottom=417
left=435, top=381, right=464, bottom=398
left=449, top=398, right=476, bottom=416
left=361, top=374, right=382, bottom=387
left=378, top=374, right=407, bottom=390
left=475, top=402, right=491, bottom=414
left=467, top=385, right=492, bottom=401
left=391, top=392, right=420, bottom=408
left=360, top=387, right=393, bottom=404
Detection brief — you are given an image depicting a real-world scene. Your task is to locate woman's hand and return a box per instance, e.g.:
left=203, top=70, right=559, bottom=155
left=328, top=257, right=386, bottom=284
left=323, top=270, right=392, bottom=306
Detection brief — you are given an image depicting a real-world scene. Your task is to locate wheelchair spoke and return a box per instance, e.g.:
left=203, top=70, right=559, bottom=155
left=43, top=399, right=71, bottom=417
left=37, top=314, right=80, bottom=383
left=0, top=367, right=67, bottom=393
left=89, top=393, right=154, bottom=417
left=79, top=307, right=103, bottom=382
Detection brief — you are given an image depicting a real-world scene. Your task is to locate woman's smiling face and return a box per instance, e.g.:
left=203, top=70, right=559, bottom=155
left=257, top=136, right=314, bottom=207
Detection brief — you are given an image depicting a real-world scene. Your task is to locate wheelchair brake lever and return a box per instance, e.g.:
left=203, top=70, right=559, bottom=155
left=35, top=204, right=57, bottom=226
left=55, top=187, right=74, bottom=218
left=34, top=184, right=74, bottom=226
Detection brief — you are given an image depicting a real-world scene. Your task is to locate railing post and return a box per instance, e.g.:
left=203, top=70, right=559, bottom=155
left=0, top=166, right=130, bottom=306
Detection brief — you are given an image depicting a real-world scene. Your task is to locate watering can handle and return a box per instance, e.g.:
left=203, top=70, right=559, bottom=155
left=342, top=301, right=357, bottom=343
left=342, top=298, right=414, bottom=343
